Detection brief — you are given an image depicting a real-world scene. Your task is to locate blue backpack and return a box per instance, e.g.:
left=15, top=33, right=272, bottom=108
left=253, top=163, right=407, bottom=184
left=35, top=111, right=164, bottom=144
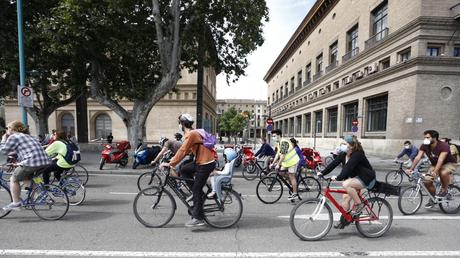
left=195, top=129, right=216, bottom=150
left=61, top=140, right=81, bottom=165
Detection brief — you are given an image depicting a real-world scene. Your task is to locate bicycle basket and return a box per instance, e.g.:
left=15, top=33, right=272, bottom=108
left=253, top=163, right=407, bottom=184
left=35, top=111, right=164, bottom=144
left=370, top=181, right=400, bottom=196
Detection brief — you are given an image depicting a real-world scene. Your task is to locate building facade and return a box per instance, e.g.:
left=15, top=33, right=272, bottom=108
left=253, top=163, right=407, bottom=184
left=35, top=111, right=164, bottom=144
left=216, top=99, right=268, bottom=139
left=3, top=68, right=217, bottom=142
left=264, top=0, right=460, bottom=155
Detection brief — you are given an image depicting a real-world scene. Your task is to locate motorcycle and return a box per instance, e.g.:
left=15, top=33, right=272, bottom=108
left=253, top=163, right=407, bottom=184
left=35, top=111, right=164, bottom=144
left=301, top=147, right=325, bottom=172
left=99, top=140, right=131, bottom=170
left=132, top=139, right=162, bottom=169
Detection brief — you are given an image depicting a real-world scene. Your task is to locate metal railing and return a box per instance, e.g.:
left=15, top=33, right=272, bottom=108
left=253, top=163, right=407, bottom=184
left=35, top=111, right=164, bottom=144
left=303, top=78, right=311, bottom=87
left=325, top=60, right=338, bottom=73
left=313, top=71, right=323, bottom=81
left=342, top=47, right=359, bottom=63
left=365, top=28, right=389, bottom=50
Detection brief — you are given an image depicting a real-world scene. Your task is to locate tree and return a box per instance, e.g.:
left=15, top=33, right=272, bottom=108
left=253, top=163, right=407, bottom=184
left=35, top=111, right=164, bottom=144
left=43, top=0, right=268, bottom=146
left=219, top=107, right=248, bottom=143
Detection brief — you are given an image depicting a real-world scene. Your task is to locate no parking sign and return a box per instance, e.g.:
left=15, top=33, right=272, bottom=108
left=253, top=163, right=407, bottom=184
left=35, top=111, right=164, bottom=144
left=17, top=85, right=34, bottom=107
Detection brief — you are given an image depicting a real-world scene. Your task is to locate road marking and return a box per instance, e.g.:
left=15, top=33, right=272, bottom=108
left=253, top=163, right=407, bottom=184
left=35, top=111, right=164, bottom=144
left=279, top=213, right=460, bottom=221
left=1, top=250, right=460, bottom=257
left=92, top=174, right=140, bottom=177
left=109, top=192, right=138, bottom=195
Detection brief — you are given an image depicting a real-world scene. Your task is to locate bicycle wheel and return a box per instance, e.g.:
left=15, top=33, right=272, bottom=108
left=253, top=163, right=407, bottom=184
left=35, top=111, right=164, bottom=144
left=31, top=184, right=69, bottom=220
left=133, top=186, right=176, bottom=228
left=398, top=186, right=423, bottom=215
left=289, top=198, right=333, bottom=241
left=297, top=176, right=321, bottom=200
left=204, top=188, right=243, bottom=228
left=356, top=197, right=393, bottom=238
left=439, top=185, right=460, bottom=214
left=68, top=164, right=89, bottom=186
left=242, top=163, right=259, bottom=181
left=0, top=184, right=12, bottom=218
left=137, top=171, right=162, bottom=191
left=61, top=178, right=86, bottom=206
left=324, top=156, right=333, bottom=166
left=385, top=170, right=403, bottom=186
left=256, top=176, right=283, bottom=204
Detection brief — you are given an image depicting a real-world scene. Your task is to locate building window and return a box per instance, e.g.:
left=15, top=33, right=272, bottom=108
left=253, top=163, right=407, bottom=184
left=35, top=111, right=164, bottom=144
left=316, top=54, right=323, bottom=73
left=427, top=45, right=441, bottom=56
left=454, top=47, right=460, bottom=57
left=380, top=57, right=390, bottom=70
left=372, top=1, right=388, bottom=41
left=305, top=63, right=311, bottom=83
left=61, top=113, right=75, bottom=136
left=272, top=93, right=275, bottom=102
left=398, top=47, right=411, bottom=62
left=304, top=113, right=311, bottom=134
left=290, top=77, right=295, bottom=93
left=95, top=113, right=112, bottom=139
left=343, top=102, right=358, bottom=132
left=276, top=90, right=279, bottom=101
left=314, top=110, right=323, bottom=133
left=296, top=115, right=302, bottom=136
left=327, top=108, right=338, bottom=133
left=192, top=93, right=197, bottom=99
left=367, top=95, right=388, bottom=132
left=297, top=70, right=302, bottom=89
left=285, top=82, right=288, bottom=96
left=347, top=25, right=359, bottom=56
left=329, top=41, right=338, bottom=65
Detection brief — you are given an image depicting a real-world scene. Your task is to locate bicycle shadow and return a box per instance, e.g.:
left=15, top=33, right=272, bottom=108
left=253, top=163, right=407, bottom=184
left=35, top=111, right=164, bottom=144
left=322, top=225, right=421, bottom=241
left=82, top=199, right=131, bottom=206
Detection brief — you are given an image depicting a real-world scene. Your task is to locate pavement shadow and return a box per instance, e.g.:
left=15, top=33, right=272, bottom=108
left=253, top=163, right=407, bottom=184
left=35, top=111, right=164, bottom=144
left=84, top=183, right=111, bottom=188
left=230, top=214, right=287, bottom=230
left=82, top=199, right=132, bottom=206
left=62, top=211, right=114, bottom=222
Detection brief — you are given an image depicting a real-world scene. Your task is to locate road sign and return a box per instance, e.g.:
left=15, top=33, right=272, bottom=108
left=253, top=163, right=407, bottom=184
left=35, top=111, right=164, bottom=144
left=352, top=119, right=358, bottom=126
left=352, top=125, right=358, bottom=133
left=266, top=124, right=273, bottom=132
left=266, top=118, right=274, bottom=125
left=18, top=85, right=33, bottom=107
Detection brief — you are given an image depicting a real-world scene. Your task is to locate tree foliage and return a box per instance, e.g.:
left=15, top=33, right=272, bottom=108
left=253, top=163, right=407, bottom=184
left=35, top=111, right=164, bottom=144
left=219, top=106, right=248, bottom=137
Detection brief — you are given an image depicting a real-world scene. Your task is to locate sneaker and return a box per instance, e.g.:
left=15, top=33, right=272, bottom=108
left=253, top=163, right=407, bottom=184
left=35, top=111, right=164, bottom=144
left=207, top=191, right=216, bottom=198
left=351, top=202, right=365, bottom=217
left=436, top=191, right=448, bottom=198
left=424, top=199, right=435, bottom=209
left=2, top=202, right=22, bottom=211
left=185, top=194, right=194, bottom=203
left=287, top=193, right=299, bottom=201
left=185, top=218, right=205, bottom=227
left=334, top=214, right=351, bottom=229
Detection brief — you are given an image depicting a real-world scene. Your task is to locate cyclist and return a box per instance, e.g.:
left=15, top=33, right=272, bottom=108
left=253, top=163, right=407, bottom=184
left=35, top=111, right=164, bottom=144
left=394, top=140, right=418, bottom=168
left=160, top=114, right=215, bottom=227
left=269, top=129, right=300, bottom=201
left=0, top=121, right=52, bottom=211
left=41, top=130, right=75, bottom=185
left=317, top=135, right=376, bottom=228
left=174, top=133, right=183, bottom=142
left=408, top=130, right=457, bottom=208
left=290, top=138, right=307, bottom=173
left=254, top=137, right=275, bottom=169
left=440, top=138, right=460, bottom=164
left=150, top=136, right=182, bottom=176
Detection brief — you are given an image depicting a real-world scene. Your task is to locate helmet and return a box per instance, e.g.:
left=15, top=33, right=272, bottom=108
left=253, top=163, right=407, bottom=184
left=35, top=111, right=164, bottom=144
left=159, top=137, right=168, bottom=147
left=223, top=148, right=237, bottom=162
left=174, top=133, right=183, bottom=141
left=178, top=113, right=194, bottom=128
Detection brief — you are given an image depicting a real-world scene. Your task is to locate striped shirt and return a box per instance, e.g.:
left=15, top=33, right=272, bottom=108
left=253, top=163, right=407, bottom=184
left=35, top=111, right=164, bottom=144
left=0, top=133, right=52, bottom=167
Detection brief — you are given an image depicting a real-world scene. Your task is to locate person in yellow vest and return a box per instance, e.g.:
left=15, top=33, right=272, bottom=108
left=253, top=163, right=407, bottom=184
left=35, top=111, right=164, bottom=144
left=269, top=129, right=301, bottom=201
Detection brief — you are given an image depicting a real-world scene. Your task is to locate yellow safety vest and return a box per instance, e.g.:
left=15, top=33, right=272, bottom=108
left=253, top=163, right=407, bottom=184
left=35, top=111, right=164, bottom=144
left=276, top=139, right=300, bottom=168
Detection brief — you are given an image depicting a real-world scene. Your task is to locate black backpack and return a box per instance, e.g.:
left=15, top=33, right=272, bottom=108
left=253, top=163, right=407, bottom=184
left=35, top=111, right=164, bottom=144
left=61, top=140, right=81, bottom=165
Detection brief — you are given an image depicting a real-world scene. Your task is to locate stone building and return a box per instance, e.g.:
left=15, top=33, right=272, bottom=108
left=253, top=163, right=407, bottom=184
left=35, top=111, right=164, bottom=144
left=264, top=0, right=460, bottom=155
left=3, top=68, right=217, bottom=142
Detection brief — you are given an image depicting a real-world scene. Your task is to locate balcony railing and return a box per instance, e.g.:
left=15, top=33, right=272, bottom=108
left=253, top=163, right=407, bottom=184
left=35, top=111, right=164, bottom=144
left=325, top=60, right=338, bottom=73
left=365, top=28, right=389, bottom=50
left=303, top=78, right=311, bottom=87
left=313, top=71, right=323, bottom=81
left=342, top=47, right=359, bottom=63
left=289, top=90, right=294, bottom=95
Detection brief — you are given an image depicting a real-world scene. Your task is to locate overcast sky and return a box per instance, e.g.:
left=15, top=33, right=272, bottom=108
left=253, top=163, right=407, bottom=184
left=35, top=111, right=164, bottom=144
left=216, top=0, right=315, bottom=101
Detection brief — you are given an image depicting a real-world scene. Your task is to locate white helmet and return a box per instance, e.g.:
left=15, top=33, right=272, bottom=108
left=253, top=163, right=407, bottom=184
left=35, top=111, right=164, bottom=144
left=178, top=113, right=194, bottom=128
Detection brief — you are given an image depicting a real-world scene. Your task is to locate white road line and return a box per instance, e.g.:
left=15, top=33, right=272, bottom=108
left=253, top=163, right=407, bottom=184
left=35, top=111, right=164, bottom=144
left=279, top=213, right=460, bottom=220
left=1, top=250, right=460, bottom=257
left=109, top=192, right=138, bottom=195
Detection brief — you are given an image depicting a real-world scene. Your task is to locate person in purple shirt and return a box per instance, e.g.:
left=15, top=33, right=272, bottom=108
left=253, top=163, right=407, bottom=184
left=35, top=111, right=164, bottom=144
left=290, top=138, right=306, bottom=169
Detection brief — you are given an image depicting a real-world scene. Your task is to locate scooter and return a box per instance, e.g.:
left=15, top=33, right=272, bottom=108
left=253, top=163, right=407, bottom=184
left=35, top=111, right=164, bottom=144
left=132, top=139, right=162, bottom=169
left=99, top=140, right=131, bottom=170
left=301, top=147, right=325, bottom=172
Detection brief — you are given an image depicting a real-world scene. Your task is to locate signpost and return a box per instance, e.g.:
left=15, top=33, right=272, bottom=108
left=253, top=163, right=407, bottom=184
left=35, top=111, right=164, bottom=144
left=351, top=119, right=359, bottom=134
left=17, top=85, right=33, bottom=108
left=266, top=118, right=274, bottom=145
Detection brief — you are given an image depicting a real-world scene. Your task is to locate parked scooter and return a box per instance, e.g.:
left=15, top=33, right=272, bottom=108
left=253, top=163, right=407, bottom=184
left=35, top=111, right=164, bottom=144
left=132, top=139, right=162, bottom=169
left=301, top=147, right=325, bottom=172
left=99, top=140, right=131, bottom=170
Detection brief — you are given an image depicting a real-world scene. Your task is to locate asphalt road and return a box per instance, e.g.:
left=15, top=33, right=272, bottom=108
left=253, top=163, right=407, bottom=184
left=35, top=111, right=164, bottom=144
left=1, top=170, right=460, bottom=258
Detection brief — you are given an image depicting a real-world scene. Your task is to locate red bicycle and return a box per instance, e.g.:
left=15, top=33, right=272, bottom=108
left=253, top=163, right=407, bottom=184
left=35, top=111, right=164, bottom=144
left=289, top=176, right=393, bottom=240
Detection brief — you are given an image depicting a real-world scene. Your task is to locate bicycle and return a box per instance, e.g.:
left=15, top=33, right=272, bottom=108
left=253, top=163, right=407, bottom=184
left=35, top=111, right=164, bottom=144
left=289, top=177, right=393, bottom=241
left=385, top=159, right=430, bottom=186
left=136, top=153, right=173, bottom=191
left=133, top=167, right=243, bottom=228
left=57, top=175, right=86, bottom=206
left=0, top=166, right=69, bottom=220
left=398, top=171, right=460, bottom=215
left=256, top=168, right=321, bottom=204
left=67, top=164, right=89, bottom=186
left=242, top=157, right=272, bottom=181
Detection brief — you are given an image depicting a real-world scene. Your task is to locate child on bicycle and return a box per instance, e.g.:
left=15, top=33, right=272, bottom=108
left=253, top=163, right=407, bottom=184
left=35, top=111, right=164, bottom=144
left=207, top=148, right=237, bottom=199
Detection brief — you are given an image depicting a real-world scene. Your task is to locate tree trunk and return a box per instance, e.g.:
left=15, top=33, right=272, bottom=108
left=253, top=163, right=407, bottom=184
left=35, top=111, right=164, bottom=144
left=37, top=111, right=50, bottom=137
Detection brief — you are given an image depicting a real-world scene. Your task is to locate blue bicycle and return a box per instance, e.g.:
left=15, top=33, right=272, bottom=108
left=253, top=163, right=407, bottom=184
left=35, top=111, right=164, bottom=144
left=0, top=166, right=69, bottom=220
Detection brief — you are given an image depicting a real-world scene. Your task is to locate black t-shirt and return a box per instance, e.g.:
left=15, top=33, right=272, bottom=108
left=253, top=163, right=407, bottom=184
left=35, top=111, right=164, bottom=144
left=420, top=141, right=457, bottom=165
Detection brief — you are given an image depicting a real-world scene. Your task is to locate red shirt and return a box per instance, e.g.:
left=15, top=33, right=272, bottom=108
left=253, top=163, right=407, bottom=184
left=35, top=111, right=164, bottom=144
left=420, top=141, right=457, bottom=165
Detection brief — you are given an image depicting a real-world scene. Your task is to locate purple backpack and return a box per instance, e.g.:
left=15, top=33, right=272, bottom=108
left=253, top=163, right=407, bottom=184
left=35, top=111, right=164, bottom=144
left=195, top=129, right=216, bottom=150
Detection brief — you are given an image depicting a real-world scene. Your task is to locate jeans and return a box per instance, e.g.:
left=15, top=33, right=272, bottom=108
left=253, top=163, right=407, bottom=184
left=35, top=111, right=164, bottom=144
left=42, top=162, right=65, bottom=185
left=180, top=162, right=215, bottom=220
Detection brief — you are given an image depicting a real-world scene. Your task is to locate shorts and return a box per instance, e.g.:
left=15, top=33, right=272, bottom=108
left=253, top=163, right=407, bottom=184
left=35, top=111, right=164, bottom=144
left=281, top=163, right=298, bottom=174
left=13, top=164, right=49, bottom=182
left=356, top=177, right=376, bottom=190
left=429, top=163, right=458, bottom=175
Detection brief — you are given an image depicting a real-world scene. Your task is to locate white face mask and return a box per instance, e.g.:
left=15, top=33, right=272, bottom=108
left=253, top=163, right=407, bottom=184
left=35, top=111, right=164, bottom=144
left=404, top=145, right=410, bottom=149
left=339, top=144, right=349, bottom=153
left=272, top=134, right=278, bottom=143
left=423, top=139, right=431, bottom=145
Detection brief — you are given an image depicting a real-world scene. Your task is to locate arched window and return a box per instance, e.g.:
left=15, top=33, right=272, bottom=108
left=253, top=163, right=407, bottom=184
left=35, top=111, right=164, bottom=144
left=95, top=114, right=112, bottom=139
left=61, top=114, right=75, bottom=136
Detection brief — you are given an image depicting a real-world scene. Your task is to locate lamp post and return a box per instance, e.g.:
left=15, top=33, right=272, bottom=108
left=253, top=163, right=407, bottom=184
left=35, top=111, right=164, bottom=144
left=17, top=0, right=27, bottom=125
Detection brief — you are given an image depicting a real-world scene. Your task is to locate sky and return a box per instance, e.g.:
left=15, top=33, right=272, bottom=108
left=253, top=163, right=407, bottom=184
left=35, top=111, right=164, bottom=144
left=216, top=0, right=315, bottom=101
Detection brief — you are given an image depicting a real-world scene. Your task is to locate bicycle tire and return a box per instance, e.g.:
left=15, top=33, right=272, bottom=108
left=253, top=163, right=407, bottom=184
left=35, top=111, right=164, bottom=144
left=61, top=179, right=86, bottom=206
left=234, top=156, right=242, bottom=168
left=356, top=197, right=393, bottom=238
left=137, top=171, right=162, bottom=191
left=398, top=186, right=423, bottom=215
left=31, top=184, right=69, bottom=221
left=439, top=185, right=460, bottom=214
left=256, top=176, right=283, bottom=204
left=289, top=198, right=333, bottom=241
left=0, top=184, right=12, bottom=218
left=133, top=186, right=176, bottom=228
left=69, top=164, right=89, bottom=186
left=385, top=170, right=403, bottom=187
left=324, top=156, right=333, bottom=166
left=99, top=158, right=105, bottom=170
left=245, top=160, right=257, bottom=173
left=298, top=176, right=321, bottom=200
left=242, top=162, right=259, bottom=181
left=204, top=188, right=243, bottom=228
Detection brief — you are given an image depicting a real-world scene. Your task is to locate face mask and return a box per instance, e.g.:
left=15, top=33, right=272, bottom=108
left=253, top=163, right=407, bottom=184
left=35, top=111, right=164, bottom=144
left=272, top=135, right=278, bottom=143
left=339, top=144, right=349, bottom=153
left=404, top=145, right=410, bottom=149
left=423, top=139, right=431, bottom=145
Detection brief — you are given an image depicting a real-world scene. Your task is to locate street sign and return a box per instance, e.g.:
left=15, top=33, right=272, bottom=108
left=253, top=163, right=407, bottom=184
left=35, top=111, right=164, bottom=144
left=352, top=125, right=358, bottom=133
left=266, top=118, right=274, bottom=125
left=352, top=119, right=358, bottom=126
left=266, top=124, right=273, bottom=132
left=17, top=85, right=33, bottom=107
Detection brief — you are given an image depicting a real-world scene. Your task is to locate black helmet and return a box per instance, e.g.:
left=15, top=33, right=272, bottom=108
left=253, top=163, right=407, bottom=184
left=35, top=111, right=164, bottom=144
left=178, top=113, right=194, bottom=128
left=159, top=137, right=169, bottom=147
left=174, top=133, right=183, bottom=141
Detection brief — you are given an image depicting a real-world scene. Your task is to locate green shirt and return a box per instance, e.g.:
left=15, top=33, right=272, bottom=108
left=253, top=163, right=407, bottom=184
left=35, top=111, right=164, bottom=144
left=45, top=141, right=73, bottom=169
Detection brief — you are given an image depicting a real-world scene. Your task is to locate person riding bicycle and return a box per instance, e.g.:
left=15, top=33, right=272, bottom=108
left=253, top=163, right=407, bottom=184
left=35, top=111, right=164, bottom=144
left=269, top=129, right=300, bottom=201
left=290, top=138, right=307, bottom=173
left=160, top=113, right=216, bottom=228
left=408, top=130, right=457, bottom=209
left=0, top=121, right=52, bottom=211
left=174, top=133, right=183, bottom=142
left=150, top=136, right=182, bottom=168
left=440, top=138, right=460, bottom=164
left=394, top=140, right=418, bottom=168
left=42, top=130, right=75, bottom=185
left=254, top=137, right=275, bottom=169
left=207, top=148, right=237, bottom=199
left=317, top=135, right=376, bottom=229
